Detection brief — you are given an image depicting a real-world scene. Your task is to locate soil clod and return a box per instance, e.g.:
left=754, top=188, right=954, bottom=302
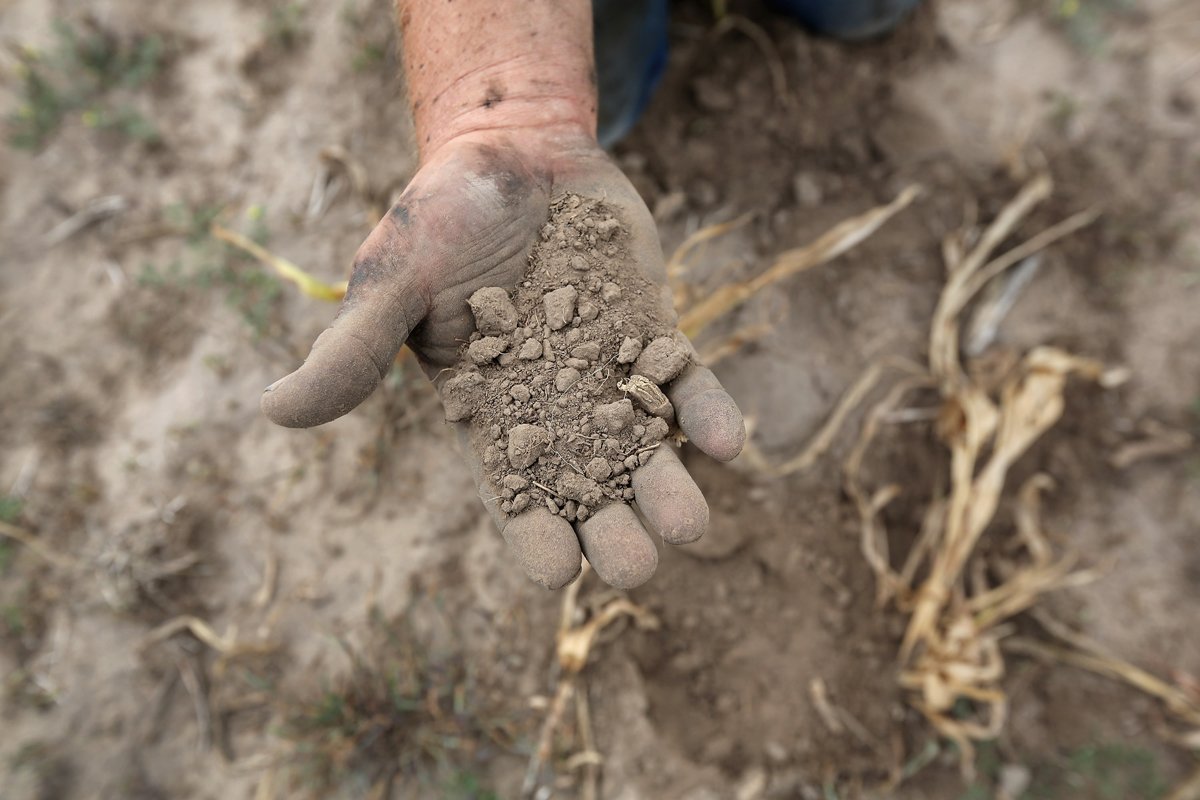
left=543, top=286, right=578, bottom=331
left=442, top=194, right=685, bottom=518
left=633, top=335, right=690, bottom=385
left=467, top=287, right=519, bottom=335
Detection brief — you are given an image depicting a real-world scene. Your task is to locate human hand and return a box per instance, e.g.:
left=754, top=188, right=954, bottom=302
left=262, top=129, right=744, bottom=589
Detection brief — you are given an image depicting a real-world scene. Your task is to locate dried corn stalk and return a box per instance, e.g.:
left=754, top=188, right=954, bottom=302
left=838, top=176, right=1133, bottom=775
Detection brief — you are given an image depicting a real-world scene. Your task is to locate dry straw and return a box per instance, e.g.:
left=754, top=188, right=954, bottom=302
left=675, top=172, right=1199, bottom=785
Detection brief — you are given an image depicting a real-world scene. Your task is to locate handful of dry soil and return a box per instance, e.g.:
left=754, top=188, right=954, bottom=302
left=442, top=194, right=692, bottom=524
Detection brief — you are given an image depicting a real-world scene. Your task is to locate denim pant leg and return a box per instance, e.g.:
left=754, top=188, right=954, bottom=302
left=594, top=0, right=670, bottom=148
left=766, top=0, right=922, bottom=40
left=592, top=0, right=923, bottom=147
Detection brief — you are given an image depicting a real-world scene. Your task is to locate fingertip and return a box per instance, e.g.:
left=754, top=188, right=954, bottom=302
left=631, top=447, right=709, bottom=545
left=501, top=508, right=583, bottom=590
left=577, top=503, right=658, bottom=590
left=261, top=329, right=384, bottom=428
left=679, top=388, right=746, bottom=462
left=666, top=365, right=746, bottom=461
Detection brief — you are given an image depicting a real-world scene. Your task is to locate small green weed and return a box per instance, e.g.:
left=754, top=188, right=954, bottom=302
left=6, top=19, right=166, bottom=150
left=1, top=604, right=26, bottom=638
left=266, top=1, right=309, bottom=51
left=341, top=1, right=391, bottom=72
left=0, top=496, right=23, bottom=573
left=444, top=770, right=502, bottom=800
left=1049, top=0, right=1137, bottom=55
left=279, top=607, right=523, bottom=797
left=0, top=495, right=22, bottom=525
left=139, top=204, right=283, bottom=338
left=1019, top=743, right=1168, bottom=800
left=8, top=740, right=74, bottom=799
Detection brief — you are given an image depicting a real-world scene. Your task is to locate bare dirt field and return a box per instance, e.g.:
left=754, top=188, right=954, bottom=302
left=2, top=0, right=1199, bottom=798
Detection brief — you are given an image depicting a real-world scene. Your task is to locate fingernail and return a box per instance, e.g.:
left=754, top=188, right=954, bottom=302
left=263, top=377, right=284, bottom=393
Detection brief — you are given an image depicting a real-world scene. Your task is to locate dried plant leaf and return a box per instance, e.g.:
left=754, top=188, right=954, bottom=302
left=679, top=185, right=921, bottom=340
left=211, top=223, right=348, bottom=302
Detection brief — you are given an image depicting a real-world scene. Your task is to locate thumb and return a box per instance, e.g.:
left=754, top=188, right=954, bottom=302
left=261, top=229, right=429, bottom=428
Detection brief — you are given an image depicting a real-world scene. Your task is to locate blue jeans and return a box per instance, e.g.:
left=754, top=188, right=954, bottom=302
left=594, top=0, right=923, bottom=146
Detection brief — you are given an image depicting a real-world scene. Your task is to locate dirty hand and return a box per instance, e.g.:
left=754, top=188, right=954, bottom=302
left=261, top=131, right=745, bottom=589
left=261, top=0, right=744, bottom=590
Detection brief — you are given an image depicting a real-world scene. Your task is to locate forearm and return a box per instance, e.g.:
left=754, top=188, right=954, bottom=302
left=395, top=0, right=598, bottom=160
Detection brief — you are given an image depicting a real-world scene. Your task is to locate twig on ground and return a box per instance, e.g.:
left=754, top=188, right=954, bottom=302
left=740, top=356, right=928, bottom=478
left=810, top=677, right=845, bottom=734
left=712, top=15, right=791, bottom=109
left=45, top=195, right=128, bottom=245
left=574, top=686, right=601, bottom=800
left=253, top=549, right=278, bottom=609
left=1109, top=420, right=1196, bottom=468
left=142, top=615, right=279, bottom=660
left=174, top=651, right=212, bottom=754
left=680, top=185, right=921, bottom=340
left=211, top=223, right=348, bottom=302
left=0, top=520, right=80, bottom=570
left=697, top=320, right=774, bottom=366
left=521, top=563, right=659, bottom=799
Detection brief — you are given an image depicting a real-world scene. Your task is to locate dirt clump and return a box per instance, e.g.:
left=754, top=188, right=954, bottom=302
left=441, top=193, right=686, bottom=523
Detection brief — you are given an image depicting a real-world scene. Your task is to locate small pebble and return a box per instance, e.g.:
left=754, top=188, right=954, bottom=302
left=592, top=399, right=635, bottom=433
left=442, top=371, right=486, bottom=422
left=518, top=339, right=542, bottom=360
left=543, top=286, right=578, bottom=330
left=508, top=424, right=552, bottom=469
left=571, top=342, right=601, bottom=362
left=595, top=218, right=620, bottom=240
left=585, top=457, right=613, bottom=481
left=502, top=474, right=530, bottom=491
left=555, top=367, right=581, bottom=392
left=467, top=336, right=508, bottom=365
left=467, top=287, right=519, bottom=335
left=617, top=336, right=643, bottom=364
left=643, top=417, right=670, bottom=443
left=633, top=336, right=689, bottom=384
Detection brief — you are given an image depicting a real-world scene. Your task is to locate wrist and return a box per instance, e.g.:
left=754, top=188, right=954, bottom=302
left=410, top=55, right=598, bottom=163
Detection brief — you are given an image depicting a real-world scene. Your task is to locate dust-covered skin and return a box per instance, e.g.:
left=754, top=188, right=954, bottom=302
left=262, top=131, right=745, bottom=589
